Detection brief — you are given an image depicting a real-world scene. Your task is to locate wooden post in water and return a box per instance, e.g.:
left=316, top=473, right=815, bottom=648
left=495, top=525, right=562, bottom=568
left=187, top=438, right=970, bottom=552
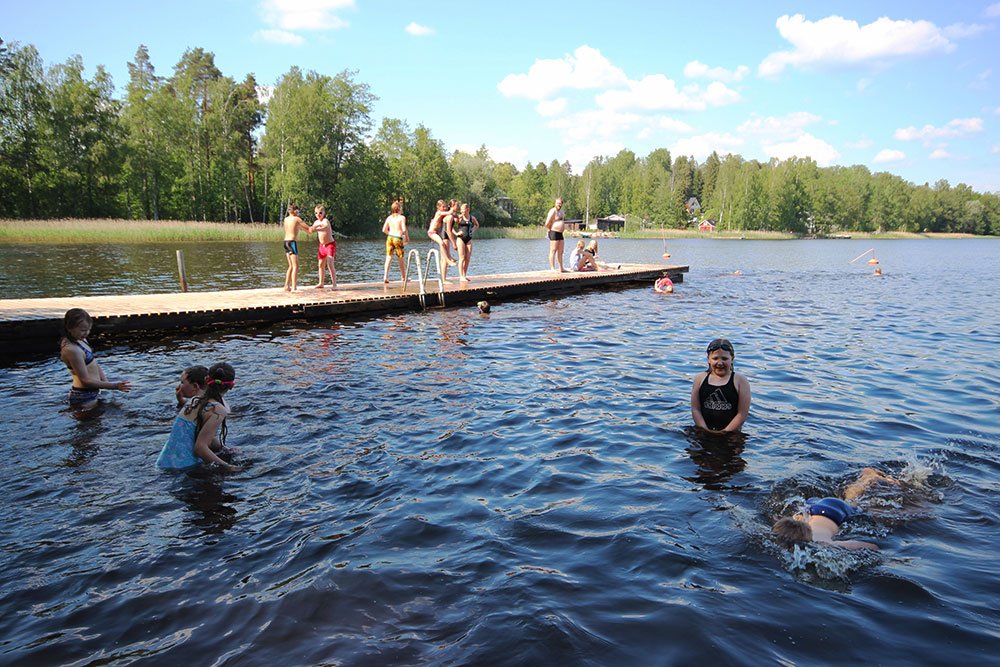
left=176, top=250, right=188, bottom=292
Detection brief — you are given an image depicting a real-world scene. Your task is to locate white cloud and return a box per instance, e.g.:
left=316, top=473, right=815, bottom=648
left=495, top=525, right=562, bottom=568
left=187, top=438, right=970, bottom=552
left=894, top=117, right=984, bottom=143
left=497, top=45, right=628, bottom=101
left=988, top=3, right=1000, bottom=18
left=683, top=60, right=750, bottom=82
left=256, top=85, right=275, bottom=105
left=929, top=148, right=951, bottom=159
left=536, top=98, right=568, bottom=117
left=596, top=75, right=740, bottom=111
left=405, top=22, right=433, bottom=36
left=549, top=109, right=644, bottom=143
left=759, top=14, right=955, bottom=77
left=943, top=23, right=990, bottom=39
left=260, top=0, right=353, bottom=31
left=254, top=29, right=305, bottom=46
left=670, top=133, right=745, bottom=161
left=992, top=144, right=1000, bottom=154
left=873, top=148, right=905, bottom=163
left=452, top=143, right=530, bottom=166
left=737, top=111, right=822, bottom=139
left=762, top=133, right=840, bottom=166
left=564, top=141, right=626, bottom=174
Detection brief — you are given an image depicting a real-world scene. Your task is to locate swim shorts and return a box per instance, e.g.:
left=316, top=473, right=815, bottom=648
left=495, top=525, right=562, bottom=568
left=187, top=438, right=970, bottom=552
left=547, top=230, right=564, bottom=241
left=385, top=236, right=405, bottom=257
left=68, top=387, right=100, bottom=406
left=318, top=241, right=336, bottom=260
left=283, top=240, right=298, bottom=255
left=807, top=497, right=857, bottom=527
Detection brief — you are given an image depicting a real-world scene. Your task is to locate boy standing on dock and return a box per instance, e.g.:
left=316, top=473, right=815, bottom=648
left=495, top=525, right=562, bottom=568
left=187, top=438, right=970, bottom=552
left=310, top=205, right=337, bottom=289
left=544, top=197, right=567, bottom=273
left=283, top=204, right=312, bottom=292
left=382, top=199, right=410, bottom=283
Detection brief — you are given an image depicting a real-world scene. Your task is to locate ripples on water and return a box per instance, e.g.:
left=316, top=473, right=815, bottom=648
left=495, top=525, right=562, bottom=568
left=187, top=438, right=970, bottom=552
left=0, top=239, right=998, bottom=665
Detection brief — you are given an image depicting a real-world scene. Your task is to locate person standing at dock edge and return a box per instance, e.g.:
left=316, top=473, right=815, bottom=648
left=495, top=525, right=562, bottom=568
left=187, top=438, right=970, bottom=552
left=309, top=205, right=337, bottom=289
left=282, top=204, right=312, bottom=292
left=691, top=338, right=751, bottom=434
left=544, top=197, right=567, bottom=273
left=382, top=199, right=410, bottom=283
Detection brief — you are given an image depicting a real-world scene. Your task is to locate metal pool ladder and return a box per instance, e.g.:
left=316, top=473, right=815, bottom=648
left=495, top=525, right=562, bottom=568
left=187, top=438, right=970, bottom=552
left=402, top=248, right=446, bottom=309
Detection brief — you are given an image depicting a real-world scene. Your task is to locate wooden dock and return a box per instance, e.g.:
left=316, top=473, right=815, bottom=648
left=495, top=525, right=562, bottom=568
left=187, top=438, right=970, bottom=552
left=0, top=263, right=687, bottom=346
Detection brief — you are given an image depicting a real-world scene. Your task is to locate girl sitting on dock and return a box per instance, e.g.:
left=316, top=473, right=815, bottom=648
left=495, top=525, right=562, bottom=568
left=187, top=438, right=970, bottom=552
left=60, top=308, right=132, bottom=411
left=157, top=362, right=239, bottom=472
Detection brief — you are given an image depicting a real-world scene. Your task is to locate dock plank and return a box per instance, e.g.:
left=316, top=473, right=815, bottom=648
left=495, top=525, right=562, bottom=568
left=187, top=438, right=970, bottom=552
left=0, top=263, right=687, bottom=345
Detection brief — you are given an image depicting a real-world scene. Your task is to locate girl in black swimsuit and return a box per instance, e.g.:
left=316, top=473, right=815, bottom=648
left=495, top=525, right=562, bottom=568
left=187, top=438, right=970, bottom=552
left=690, top=338, right=751, bottom=434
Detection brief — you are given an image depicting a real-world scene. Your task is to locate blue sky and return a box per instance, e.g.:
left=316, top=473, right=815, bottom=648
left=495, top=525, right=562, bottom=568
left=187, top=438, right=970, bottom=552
left=6, top=1, right=1000, bottom=191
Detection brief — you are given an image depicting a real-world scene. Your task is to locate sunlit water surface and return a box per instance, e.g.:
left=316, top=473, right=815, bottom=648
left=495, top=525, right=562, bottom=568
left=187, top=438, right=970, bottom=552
left=0, top=238, right=998, bottom=665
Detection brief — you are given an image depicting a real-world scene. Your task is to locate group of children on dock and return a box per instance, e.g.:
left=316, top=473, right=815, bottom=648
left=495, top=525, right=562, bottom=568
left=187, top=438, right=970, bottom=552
left=280, top=197, right=481, bottom=291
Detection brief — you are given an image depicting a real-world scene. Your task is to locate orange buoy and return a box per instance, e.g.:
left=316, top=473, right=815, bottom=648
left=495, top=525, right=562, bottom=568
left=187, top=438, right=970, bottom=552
left=662, top=252, right=671, bottom=259
left=868, top=257, right=879, bottom=265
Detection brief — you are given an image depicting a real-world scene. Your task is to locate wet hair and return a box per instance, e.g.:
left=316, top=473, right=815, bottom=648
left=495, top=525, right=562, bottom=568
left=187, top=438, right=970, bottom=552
left=182, top=365, right=210, bottom=389
left=185, top=362, right=236, bottom=447
left=477, top=300, right=491, bottom=314
left=391, top=200, right=401, bottom=214
left=287, top=203, right=299, bottom=215
left=772, top=517, right=812, bottom=544
left=62, top=308, right=93, bottom=343
left=706, top=338, right=735, bottom=356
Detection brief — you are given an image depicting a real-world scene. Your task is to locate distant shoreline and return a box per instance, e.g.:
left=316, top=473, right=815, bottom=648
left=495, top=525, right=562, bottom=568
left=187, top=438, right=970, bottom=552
left=0, top=219, right=988, bottom=244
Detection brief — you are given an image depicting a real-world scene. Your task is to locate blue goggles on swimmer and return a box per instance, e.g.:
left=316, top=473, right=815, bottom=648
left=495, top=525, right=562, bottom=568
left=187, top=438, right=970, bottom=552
left=706, top=338, right=734, bottom=354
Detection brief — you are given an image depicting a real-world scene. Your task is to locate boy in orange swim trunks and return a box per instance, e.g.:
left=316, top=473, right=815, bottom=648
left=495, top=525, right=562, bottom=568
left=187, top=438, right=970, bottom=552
left=382, top=199, right=409, bottom=283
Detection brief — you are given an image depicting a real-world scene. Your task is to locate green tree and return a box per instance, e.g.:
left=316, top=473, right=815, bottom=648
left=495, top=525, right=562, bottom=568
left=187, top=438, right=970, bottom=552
left=0, top=42, right=47, bottom=216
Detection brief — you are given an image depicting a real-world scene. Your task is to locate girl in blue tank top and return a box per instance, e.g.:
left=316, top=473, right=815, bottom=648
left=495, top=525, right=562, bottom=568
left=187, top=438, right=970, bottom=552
left=157, top=362, right=240, bottom=473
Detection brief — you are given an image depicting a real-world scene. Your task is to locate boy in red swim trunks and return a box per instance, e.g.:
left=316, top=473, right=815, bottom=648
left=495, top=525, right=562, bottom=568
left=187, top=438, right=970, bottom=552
left=310, top=205, right=337, bottom=289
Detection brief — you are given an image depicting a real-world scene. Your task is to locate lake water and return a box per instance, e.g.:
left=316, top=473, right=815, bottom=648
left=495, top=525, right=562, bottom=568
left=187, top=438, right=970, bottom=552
left=0, top=238, right=998, bottom=665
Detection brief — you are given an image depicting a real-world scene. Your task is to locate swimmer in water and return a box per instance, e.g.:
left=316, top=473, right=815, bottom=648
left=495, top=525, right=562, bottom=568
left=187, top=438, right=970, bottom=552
left=654, top=276, right=674, bottom=293
left=772, top=468, right=900, bottom=550
left=175, top=364, right=209, bottom=409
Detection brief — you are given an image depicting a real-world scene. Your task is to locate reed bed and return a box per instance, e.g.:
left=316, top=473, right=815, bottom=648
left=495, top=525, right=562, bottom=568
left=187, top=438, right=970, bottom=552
left=4, top=219, right=966, bottom=244
left=0, top=219, right=279, bottom=243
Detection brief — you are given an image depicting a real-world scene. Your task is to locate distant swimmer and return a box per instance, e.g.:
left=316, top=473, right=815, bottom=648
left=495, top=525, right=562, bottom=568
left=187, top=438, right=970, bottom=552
left=654, top=276, right=674, bottom=293
left=873, top=267, right=883, bottom=276
left=772, top=468, right=901, bottom=550
left=691, top=338, right=751, bottom=434
left=60, top=308, right=132, bottom=412
left=477, top=300, right=491, bottom=314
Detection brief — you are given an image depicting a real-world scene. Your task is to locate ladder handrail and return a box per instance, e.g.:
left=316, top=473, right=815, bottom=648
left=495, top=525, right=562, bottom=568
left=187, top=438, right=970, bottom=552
left=422, top=248, right=445, bottom=308
left=402, top=248, right=422, bottom=293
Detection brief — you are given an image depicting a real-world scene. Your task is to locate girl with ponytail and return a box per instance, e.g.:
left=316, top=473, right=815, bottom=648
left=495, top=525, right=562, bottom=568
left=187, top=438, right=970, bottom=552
left=157, top=362, right=239, bottom=472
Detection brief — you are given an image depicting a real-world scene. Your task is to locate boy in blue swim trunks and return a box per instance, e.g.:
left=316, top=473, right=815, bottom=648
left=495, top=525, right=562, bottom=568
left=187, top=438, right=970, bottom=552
left=772, top=468, right=900, bottom=550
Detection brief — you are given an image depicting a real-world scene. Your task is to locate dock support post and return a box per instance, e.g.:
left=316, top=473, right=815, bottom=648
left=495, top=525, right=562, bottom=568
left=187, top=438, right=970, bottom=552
left=176, top=250, right=188, bottom=292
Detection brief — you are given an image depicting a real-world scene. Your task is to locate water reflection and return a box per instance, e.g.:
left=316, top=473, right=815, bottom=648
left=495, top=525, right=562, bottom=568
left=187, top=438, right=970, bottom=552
left=682, top=427, right=747, bottom=490
left=172, top=473, right=240, bottom=536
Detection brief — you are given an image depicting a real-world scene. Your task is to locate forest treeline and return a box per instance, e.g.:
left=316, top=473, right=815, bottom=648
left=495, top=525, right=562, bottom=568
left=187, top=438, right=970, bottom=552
left=1, top=39, right=998, bottom=236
